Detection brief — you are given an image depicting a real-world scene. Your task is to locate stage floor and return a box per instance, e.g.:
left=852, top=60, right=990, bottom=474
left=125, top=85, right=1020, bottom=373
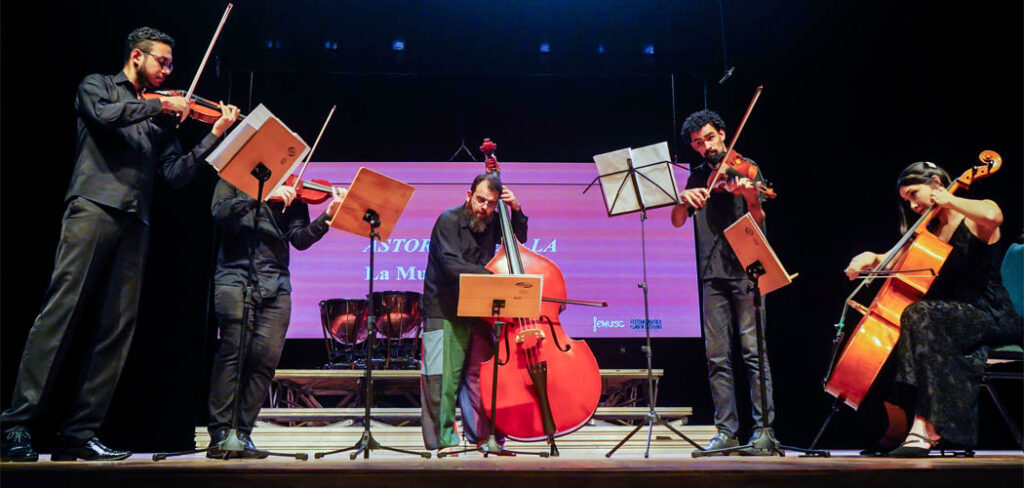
left=3, top=451, right=1021, bottom=488
left=3, top=423, right=1021, bottom=488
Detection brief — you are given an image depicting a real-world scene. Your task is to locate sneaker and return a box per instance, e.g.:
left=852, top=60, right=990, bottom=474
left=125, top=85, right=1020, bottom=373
left=1, top=428, right=38, bottom=462
left=701, top=431, right=739, bottom=455
left=741, top=427, right=779, bottom=456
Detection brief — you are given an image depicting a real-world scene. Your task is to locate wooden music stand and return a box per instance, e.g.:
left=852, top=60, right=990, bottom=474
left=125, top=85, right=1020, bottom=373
left=457, top=274, right=542, bottom=318
left=328, top=167, right=414, bottom=242
left=437, top=274, right=548, bottom=458
left=696, top=213, right=827, bottom=457
left=209, top=104, right=309, bottom=201
left=723, top=212, right=798, bottom=294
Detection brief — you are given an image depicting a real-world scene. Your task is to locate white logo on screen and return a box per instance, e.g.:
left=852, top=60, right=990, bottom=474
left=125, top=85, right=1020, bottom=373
left=593, top=316, right=625, bottom=332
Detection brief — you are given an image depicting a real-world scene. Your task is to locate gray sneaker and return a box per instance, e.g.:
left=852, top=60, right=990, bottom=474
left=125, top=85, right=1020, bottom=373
left=741, top=427, right=779, bottom=456
left=701, top=431, right=740, bottom=455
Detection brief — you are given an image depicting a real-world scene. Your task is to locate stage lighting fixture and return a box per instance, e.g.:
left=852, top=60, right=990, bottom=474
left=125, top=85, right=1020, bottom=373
left=539, top=42, right=551, bottom=53
left=392, top=39, right=405, bottom=51
left=597, top=43, right=606, bottom=54
left=643, top=44, right=655, bottom=55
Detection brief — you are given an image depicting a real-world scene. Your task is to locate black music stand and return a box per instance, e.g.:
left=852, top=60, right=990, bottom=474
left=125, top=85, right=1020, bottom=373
left=313, top=168, right=428, bottom=460
left=155, top=109, right=309, bottom=461
left=693, top=213, right=828, bottom=457
left=436, top=274, right=550, bottom=458
left=588, top=142, right=705, bottom=458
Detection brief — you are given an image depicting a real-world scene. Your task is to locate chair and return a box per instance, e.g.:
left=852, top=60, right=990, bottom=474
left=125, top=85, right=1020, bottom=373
left=980, top=242, right=1024, bottom=449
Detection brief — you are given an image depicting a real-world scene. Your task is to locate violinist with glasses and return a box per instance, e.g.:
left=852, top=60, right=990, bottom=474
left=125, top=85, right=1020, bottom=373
left=845, top=161, right=1022, bottom=457
left=1, top=26, right=239, bottom=462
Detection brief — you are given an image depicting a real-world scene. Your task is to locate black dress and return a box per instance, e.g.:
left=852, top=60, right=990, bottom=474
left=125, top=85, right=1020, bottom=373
left=892, top=220, right=1023, bottom=446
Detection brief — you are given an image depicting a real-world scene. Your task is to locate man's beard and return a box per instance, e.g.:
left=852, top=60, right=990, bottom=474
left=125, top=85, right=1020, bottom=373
left=464, top=203, right=488, bottom=234
left=704, top=150, right=724, bottom=164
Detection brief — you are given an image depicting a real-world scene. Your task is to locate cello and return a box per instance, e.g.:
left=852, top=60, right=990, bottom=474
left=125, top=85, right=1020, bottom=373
left=823, top=151, right=1003, bottom=410
left=477, top=139, right=603, bottom=449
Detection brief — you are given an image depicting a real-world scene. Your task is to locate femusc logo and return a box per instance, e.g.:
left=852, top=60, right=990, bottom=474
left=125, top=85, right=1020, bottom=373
left=593, top=316, right=625, bottom=333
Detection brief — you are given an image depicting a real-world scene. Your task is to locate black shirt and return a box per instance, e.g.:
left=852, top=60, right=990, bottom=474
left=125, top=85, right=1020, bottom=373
left=212, top=180, right=331, bottom=298
left=67, top=71, right=220, bottom=225
left=423, top=204, right=529, bottom=319
left=685, top=159, right=767, bottom=281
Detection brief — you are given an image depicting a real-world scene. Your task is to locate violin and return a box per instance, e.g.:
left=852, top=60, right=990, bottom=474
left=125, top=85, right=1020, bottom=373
left=277, top=174, right=333, bottom=205
left=142, top=90, right=247, bottom=124
left=706, top=150, right=777, bottom=199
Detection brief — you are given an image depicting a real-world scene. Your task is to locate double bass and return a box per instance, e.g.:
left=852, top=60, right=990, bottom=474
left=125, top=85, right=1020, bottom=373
left=823, top=151, right=1003, bottom=410
left=477, top=139, right=603, bottom=446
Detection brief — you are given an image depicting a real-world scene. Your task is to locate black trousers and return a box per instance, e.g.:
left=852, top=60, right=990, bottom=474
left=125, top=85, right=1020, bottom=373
left=1, top=197, right=149, bottom=442
left=701, top=278, right=775, bottom=439
left=208, top=285, right=290, bottom=434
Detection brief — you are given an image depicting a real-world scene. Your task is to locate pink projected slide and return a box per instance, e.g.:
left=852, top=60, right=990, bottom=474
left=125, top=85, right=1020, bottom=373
left=289, top=162, right=700, bottom=339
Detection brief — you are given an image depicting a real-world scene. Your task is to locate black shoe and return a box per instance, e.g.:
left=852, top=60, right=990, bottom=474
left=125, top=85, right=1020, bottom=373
left=237, top=432, right=269, bottom=459
left=859, top=444, right=895, bottom=457
left=1, top=428, right=39, bottom=462
left=206, top=428, right=230, bottom=459
left=52, top=436, right=131, bottom=461
left=740, top=428, right=779, bottom=456
left=886, top=433, right=937, bottom=458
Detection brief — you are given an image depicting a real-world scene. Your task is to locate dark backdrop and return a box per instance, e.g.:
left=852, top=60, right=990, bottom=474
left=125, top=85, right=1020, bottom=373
left=2, top=0, right=1021, bottom=451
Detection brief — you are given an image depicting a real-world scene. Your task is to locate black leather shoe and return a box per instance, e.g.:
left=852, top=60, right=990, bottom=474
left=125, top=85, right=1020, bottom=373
left=52, top=436, right=131, bottom=461
left=206, top=428, right=230, bottom=459
left=1, top=428, right=39, bottom=462
left=237, top=432, right=270, bottom=459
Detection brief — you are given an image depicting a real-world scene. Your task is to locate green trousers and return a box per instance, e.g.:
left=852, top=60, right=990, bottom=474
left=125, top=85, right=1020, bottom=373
left=420, top=317, right=496, bottom=450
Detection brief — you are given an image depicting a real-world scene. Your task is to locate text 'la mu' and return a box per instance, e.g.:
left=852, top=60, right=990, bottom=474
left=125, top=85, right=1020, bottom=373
left=362, top=238, right=558, bottom=253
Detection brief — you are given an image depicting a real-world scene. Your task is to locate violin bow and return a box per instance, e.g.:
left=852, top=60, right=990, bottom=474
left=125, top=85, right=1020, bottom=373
left=294, top=105, right=338, bottom=185
left=182, top=3, right=234, bottom=120
left=705, top=85, right=763, bottom=190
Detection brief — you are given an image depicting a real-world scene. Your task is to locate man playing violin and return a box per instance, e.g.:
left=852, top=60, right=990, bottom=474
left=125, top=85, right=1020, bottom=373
left=420, top=174, right=526, bottom=455
left=206, top=180, right=345, bottom=458
left=670, top=109, right=777, bottom=455
left=844, top=162, right=1021, bottom=457
left=0, top=27, right=240, bottom=462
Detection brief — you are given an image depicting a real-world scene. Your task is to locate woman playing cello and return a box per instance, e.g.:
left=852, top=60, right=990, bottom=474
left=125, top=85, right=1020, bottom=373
left=844, top=161, right=1022, bottom=457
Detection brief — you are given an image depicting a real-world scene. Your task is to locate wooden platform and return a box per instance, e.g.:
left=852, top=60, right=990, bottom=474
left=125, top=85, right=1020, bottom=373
left=198, top=423, right=709, bottom=456
left=272, top=368, right=664, bottom=410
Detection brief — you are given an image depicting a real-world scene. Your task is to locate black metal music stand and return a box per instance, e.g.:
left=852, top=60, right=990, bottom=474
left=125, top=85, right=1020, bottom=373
left=313, top=167, right=427, bottom=460
left=588, top=142, right=705, bottom=458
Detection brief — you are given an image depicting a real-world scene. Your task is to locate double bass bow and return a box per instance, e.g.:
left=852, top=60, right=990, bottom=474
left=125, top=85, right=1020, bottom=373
left=477, top=139, right=603, bottom=450
left=823, top=151, right=1003, bottom=410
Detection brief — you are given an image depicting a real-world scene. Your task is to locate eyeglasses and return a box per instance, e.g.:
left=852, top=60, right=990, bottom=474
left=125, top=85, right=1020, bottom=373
left=140, top=50, right=174, bottom=71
